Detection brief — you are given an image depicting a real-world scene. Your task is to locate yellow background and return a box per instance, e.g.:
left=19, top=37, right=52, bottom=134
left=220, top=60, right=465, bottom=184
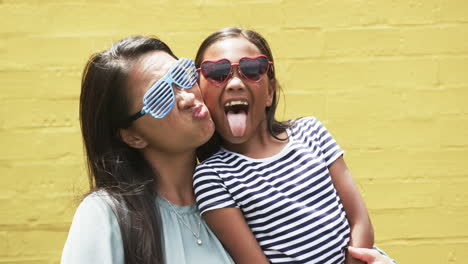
left=1, top=0, right=468, bottom=263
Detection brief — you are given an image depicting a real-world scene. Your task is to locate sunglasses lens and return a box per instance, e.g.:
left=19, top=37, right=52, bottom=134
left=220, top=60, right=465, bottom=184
left=201, top=60, right=231, bottom=85
left=239, top=56, right=269, bottom=82
left=143, top=81, right=175, bottom=119
left=172, top=58, right=198, bottom=88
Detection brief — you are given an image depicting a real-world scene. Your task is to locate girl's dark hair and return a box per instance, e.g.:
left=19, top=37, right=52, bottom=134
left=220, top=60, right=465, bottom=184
left=195, top=27, right=291, bottom=161
left=80, top=36, right=177, bottom=264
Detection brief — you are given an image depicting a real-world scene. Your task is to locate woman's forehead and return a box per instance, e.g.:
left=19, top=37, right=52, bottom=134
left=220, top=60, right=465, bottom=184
left=128, top=51, right=176, bottom=100
left=137, top=51, right=175, bottom=78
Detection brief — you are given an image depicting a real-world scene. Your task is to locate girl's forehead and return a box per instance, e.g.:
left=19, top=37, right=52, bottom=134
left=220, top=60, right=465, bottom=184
left=204, top=37, right=261, bottom=61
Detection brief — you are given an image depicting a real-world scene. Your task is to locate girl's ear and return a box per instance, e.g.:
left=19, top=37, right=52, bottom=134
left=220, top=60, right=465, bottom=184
left=119, top=128, right=148, bottom=149
left=266, top=79, right=276, bottom=107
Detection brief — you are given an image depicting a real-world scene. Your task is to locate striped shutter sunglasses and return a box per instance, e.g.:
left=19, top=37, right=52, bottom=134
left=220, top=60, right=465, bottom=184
left=125, top=58, right=198, bottom=126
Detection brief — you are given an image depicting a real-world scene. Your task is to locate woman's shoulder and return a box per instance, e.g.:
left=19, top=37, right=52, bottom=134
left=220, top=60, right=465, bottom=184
left=70, top=190, right=121, bottom=232
left=77, top=190, right=116, bottom=214
left=62, top=190, right=124, bottom=264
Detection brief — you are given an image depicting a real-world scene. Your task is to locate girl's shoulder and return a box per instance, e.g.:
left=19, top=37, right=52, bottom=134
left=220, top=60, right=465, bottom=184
left=288, top=116, right=335, bottom=143
left=289, top=116, right=321, bottom=132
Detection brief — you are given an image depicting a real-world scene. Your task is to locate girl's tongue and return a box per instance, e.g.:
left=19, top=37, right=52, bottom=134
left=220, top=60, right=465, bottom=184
left=226, top=111, right=247, bottom=137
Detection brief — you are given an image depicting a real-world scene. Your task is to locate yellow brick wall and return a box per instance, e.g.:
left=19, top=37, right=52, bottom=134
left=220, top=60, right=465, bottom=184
left=1, top=0, right=467, bottom=263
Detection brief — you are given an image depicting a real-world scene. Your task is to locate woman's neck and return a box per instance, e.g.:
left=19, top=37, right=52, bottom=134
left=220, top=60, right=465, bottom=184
left=142, top=148, right=197, bottom=206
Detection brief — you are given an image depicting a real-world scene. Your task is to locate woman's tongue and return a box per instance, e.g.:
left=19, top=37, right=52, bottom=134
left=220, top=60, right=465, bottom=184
left=226, top=110, right=247, bottom=137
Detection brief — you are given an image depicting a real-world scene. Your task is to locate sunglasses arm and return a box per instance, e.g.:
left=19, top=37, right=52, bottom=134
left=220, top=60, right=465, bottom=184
left=125, top=109, right=146, bottom=126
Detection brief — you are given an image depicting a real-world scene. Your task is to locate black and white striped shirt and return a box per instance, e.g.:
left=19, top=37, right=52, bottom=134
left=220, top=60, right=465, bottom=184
left=194, top=117, right=350, bottom=263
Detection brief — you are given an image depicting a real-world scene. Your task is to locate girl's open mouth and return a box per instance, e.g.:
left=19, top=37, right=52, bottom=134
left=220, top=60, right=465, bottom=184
left=224, top=100, right=249, bottom=137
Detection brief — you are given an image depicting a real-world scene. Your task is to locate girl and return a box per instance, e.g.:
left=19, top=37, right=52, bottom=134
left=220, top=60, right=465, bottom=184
left=61, top=36, right=234, bottom=264
left=193, top=27, right=374, bottom=264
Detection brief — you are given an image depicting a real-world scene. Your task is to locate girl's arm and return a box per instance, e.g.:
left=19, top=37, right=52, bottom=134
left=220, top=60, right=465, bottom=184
left=204, top=207, right=270, bottom=264
left=329, top=156, right=374, bottom=248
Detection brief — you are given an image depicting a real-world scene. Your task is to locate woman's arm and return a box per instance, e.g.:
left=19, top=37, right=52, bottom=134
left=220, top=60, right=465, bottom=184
left=204, top=208, right=270, bottom=264
left=329, top=156, right=374, bottom=248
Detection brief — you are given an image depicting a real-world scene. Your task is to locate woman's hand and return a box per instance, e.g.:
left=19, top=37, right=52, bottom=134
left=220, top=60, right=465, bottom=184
left=348, top=246, right=394, bottom=264
left=346, top=252, right=366, bottom=264
left=346, top=257, right=366, bottom=264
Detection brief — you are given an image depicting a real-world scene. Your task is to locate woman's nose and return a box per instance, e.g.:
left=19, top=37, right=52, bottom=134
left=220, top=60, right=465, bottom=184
left=176, top=88, right=196, bottom=110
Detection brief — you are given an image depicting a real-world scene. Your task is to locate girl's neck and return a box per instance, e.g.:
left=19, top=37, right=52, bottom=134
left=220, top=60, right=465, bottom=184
left=142, top=148, right=197, bottom=206
left=223, top=125, right=289, bottom=159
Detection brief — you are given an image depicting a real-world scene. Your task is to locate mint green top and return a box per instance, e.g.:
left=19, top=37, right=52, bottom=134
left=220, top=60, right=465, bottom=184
left=61, top=192, right=234, bottom=264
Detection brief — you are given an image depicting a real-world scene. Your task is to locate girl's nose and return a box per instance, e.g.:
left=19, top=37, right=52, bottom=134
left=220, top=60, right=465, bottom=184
left=176, top=88, right=196, bottom=110
left=225, top=67, right=246, bottom=92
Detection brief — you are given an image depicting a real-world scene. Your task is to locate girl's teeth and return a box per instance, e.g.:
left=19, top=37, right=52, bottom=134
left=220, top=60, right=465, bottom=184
left=225, top=101, right=248, bottom=107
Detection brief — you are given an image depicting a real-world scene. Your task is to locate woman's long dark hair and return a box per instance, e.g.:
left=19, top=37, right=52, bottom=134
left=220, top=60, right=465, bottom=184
left=195, top=27, right=291, bottom=161
left=80, top=36, right=177, bottom=264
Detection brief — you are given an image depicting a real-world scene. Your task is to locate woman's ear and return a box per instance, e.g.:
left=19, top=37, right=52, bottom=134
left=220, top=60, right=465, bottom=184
left=119, top=128, right=148, bottom=149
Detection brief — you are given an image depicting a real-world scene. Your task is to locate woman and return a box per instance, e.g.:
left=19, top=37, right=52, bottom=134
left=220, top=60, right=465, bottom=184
left=61, top=34, right=392, bottom=264
left=61, top=36, right=233, bottom=264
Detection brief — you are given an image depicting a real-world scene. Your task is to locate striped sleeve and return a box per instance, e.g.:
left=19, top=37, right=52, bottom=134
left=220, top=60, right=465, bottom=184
left=193, top=164, right=239, bottom=215
left=311, top=118, right=344, bottom=167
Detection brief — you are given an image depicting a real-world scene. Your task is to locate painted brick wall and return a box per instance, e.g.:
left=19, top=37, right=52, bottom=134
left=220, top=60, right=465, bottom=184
left=1, top=0, right=467, bottom=263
